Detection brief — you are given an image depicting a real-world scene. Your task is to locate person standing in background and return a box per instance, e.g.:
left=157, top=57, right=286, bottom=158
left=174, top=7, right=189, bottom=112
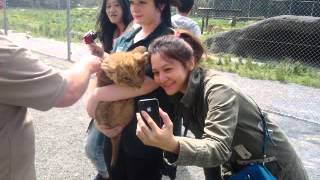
left=84, top=0, right=133, bottom=179
left=0, top=0, right=4, bottom=9
left=86, top=0, right=180, bottom=179
left=171, top=0, right=201, bottom=37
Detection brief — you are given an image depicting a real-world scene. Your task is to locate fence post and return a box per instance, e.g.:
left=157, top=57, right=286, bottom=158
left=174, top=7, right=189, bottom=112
left=3, top=0, right=8, bottom=35
left=311, top=1, right=315, bottom=16
left=289, top=0, right=293, bottom=15
left=66, top=0, right=71, bottom=61
left=247, top=0, right=252, bottom=17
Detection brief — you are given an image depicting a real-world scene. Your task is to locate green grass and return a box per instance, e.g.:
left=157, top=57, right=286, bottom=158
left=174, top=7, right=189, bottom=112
left=191, top=17, right=254, bottom=42
left=0, top=8, right=98, bottom=41
left=202, top=54, right=320, bottom=88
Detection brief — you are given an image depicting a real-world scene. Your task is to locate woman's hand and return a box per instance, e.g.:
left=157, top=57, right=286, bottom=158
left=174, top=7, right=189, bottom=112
left=86, top=43, right=104, bottom=58
left=136, top=108, right=180, bottom=154
left=95, top=121, right=125, bottom=138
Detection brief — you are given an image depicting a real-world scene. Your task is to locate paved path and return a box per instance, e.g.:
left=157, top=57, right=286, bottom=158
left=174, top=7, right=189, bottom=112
left=3, top=32, right=319, bottom=180
left=5, top=31, right=90, bottom=61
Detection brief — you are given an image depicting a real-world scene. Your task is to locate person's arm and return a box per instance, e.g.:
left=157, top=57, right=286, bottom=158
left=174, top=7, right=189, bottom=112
left=54, top=55, right=101, bottom=107
left=171, top=85, right=239, bottom=167
left=95, top=76, right=158, bottom=101
left=137, top=84, right=240, bottom=168
left=86, top=76, right=158, bottom=118
left=86, top=42, right=105, bottom=58
left=136, top=108, right=180, bottom=153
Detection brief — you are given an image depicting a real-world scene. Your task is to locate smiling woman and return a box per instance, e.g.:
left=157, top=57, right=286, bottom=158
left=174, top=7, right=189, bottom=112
left=136, top=29, right=309, bottom=180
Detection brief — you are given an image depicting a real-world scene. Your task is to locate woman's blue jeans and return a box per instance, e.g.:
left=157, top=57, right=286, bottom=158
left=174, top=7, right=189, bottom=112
left=85, top=121, right=109, bottom=177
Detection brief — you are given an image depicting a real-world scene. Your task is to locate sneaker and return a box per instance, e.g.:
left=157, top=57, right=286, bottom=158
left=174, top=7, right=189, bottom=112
left=94, top=173, right=109, bottom=180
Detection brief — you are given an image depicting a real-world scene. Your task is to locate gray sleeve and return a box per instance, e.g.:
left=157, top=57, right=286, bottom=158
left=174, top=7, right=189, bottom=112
left=167, top=84, right=239, bottom=167
left=193, top=24, right=201, bottom=37
left=0, top=45, right=67, bottom=111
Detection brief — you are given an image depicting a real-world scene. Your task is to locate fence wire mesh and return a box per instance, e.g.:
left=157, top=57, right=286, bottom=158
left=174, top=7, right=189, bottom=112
left=1, top=0, right=319, bottom=123
left=194, top=0, right=320, bottom=123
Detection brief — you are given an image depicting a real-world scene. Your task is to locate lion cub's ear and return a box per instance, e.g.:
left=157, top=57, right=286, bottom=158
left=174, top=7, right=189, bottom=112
left=131, top=46, right=147, bottom=54
left=130, top=46, right=148, bottom=66
left=132, top=51, right=148, bottom=66
left=101, top=58, right=115, bottom=76
left=138, top=52, right=149, bottom=66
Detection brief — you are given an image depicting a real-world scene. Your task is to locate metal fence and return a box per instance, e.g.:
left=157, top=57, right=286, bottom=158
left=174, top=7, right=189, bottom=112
left=193, top=0, right=320, bottom=124
left=194, top=0, right=320, bottom=17
left=1, top=0, right=320, bottom=123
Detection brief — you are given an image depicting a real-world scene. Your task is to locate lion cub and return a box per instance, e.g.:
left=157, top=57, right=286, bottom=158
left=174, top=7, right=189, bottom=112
left=94, top=46, right=148, bottom=167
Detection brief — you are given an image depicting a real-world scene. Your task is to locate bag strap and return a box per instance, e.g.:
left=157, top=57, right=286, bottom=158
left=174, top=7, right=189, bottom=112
left=248, top=96, right=274, bottom=165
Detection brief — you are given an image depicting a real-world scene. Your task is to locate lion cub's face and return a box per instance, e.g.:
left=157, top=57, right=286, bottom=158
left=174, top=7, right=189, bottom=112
left=101, top=46, right=148, bottom=88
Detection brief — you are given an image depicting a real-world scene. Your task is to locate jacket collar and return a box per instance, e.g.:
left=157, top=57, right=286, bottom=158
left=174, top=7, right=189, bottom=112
left=122, top=23, right=173, bottom=44
left=180, top=67, right=205, bottom=108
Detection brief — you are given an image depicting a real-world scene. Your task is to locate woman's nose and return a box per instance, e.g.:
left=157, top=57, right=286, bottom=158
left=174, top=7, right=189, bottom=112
left=130, top=4, right=138, bottom=13
left=159, top=73, right=168, bottom=84
left=110, top=6, right=116, bottom=12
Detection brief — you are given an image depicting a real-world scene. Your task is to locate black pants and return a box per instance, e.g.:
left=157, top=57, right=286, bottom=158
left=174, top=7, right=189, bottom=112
left=103, top=128, right=162, bottom=180
left=204, top=167, right=223, bottom=180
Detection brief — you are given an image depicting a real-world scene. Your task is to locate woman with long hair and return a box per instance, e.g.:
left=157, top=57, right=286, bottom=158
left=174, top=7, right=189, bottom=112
left=86, top=0, right=180, bottom=179
left=84, top=0, right=132, bottom=180
left=136, top=30, right=309, bottom=180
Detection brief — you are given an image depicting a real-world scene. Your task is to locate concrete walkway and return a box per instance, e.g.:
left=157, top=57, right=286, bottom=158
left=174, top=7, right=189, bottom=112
left=4, top=30, right=89, bottom=62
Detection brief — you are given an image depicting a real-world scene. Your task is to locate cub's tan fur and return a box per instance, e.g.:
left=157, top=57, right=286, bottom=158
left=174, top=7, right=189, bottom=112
left=94, top=46, right=148, bottom=168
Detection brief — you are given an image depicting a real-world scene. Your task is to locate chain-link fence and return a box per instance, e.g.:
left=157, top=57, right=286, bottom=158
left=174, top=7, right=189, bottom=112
left=193, top=0, right=320, bottom=124
left=0, top=0, right=100, bottom=60
left=194, top=0, right=320, bottom=17
left=1, top=0, right=319, bottom=123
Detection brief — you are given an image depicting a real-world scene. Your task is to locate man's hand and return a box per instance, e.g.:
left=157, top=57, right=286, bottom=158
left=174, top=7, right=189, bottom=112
left=79, top=54, right=102, bottom=74
left=54, top=54, right=101, bottom=107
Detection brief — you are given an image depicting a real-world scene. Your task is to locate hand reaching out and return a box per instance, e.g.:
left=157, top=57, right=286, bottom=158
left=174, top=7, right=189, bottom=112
left=86, top=43, right=105, bottom=58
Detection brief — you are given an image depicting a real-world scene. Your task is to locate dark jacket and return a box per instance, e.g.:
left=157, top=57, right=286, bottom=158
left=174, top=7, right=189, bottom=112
left=165, top=67, right=308, bottom=180
left=110, top=23, right=175, bottom=159
left=104, top=23, right=177, bottom=180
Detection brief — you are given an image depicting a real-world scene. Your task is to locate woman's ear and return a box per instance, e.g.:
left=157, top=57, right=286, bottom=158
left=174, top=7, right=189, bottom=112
left=186, top=57, right=195, bottom=71
left=159, top=4, right=165, bottom=11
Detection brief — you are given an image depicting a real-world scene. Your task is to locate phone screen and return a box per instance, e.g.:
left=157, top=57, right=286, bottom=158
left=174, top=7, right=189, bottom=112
left=138, top=98, right=162, bottom=127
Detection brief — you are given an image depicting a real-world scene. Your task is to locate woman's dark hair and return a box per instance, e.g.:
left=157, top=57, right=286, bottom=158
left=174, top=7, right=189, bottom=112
left=148, top=29, right=204, bottom=66
left=177, top=0, right=194, bottom=13
left=96, top=0, right=132, bottom=53
left=154, top=0, right=172, bottom=27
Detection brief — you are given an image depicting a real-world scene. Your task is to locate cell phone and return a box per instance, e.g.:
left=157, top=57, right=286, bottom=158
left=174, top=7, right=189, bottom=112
left=138, top=98, right=162, bottom=128
left=83, top=31, right=97, bottom=44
